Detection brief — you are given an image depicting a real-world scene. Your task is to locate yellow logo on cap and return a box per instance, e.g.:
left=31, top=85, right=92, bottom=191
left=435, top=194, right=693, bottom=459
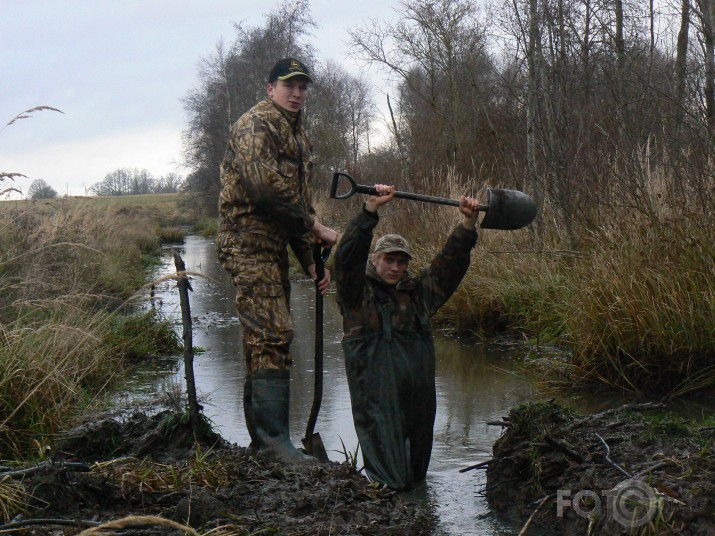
left=290, top=60, right=301, bottom=70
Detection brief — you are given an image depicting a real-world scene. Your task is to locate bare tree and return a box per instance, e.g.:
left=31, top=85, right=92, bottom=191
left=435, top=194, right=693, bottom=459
left=675, top=0, right=691, bottom=136
left=91, top=168, right=154, bottom=196
left=348, top=0, right=492, bottom=178
left=27, top=178, right=57, bottom=199
left=527, top=0, right=541, bottom=204
left=307, top=60, right=375, bottom=180
left=156, top=173, right=184, bottom=193
left=696, top=0, right=715, bottom=153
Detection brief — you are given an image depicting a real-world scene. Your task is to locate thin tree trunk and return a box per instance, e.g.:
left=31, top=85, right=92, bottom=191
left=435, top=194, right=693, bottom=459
left=673, top=0, right=690, bottom=192
left=527, top=0, right=539, bottom=195
left=705, top=0, right=715, bottom=155
left=650, top=0, right=656, bottom=62
left=615, top=0, right=626, bottom=111
left=387, top=93, right=405, bottom=165
left=675, top=0, right=690, bottom=127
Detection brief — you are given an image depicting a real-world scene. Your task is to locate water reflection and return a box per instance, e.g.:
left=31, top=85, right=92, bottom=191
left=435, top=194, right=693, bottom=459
left=143, top=235, right=540, bottom=535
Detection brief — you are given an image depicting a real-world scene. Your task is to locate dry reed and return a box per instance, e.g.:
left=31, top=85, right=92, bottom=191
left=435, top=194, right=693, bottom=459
left=0, top=199, right=183, bottom=459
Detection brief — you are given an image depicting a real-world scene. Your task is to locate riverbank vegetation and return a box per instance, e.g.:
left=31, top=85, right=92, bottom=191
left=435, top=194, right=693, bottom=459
left=0, top=196, right=189, bottom=459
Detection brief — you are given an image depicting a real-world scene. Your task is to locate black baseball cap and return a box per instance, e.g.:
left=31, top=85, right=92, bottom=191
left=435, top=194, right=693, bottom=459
left=268, top=57, right=313, bottom=83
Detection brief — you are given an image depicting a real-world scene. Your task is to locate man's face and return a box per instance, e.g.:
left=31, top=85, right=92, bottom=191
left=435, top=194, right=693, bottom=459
left=372, top=252, right=409, bottom=285
left=268, top=77, right=309, bottom=112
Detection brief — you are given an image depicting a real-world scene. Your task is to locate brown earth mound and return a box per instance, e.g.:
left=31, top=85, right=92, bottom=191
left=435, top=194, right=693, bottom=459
left=0, top=411, right=434, bottom=535
left=484, top=401, right=715, bottom=535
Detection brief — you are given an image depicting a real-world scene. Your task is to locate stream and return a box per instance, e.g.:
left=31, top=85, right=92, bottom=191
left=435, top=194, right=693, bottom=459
left=125, top=234, right=555, bottom=535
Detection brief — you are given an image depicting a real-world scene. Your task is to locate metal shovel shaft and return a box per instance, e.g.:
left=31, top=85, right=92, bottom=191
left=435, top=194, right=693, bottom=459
left=331, top=171, right=484, bottom=208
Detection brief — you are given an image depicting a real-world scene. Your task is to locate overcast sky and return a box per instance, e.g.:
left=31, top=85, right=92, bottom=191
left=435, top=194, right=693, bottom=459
left=0, top=0, right=395, bottom=198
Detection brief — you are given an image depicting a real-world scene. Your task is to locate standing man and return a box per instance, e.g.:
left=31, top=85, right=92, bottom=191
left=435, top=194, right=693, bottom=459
left=217, top=57, right=337, bottom=462
left=333, top=185, right=480, bottom=489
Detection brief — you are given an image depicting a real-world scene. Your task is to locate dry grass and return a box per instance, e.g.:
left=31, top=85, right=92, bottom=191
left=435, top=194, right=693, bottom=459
left=0, top=477, right=28, bottom=524
left=9, top=192, right=192, bottom=227
left=0, top=307, right=121, bottom=455
left=1, top=105, right=64, bottom=134
left=93, top=445, right=233, bottom=500
left=0, top=199, right=183, bottom=459
left=1, top=109, right=189, bottom=460
left=78, top=515, right=198, bottom=535
left=2, top=105, right=64, bottom=197
left=558, top=212, right=715, bottom=396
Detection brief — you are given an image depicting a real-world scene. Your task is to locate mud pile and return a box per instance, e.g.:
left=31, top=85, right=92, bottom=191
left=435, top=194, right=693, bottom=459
left=484, top=401, right=715, bottom=535
left=0, top=411, right=434, bottom=535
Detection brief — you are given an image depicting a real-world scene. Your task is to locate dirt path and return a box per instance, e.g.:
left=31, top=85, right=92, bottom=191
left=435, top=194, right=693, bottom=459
left=484, top=401, right=715, bottom=535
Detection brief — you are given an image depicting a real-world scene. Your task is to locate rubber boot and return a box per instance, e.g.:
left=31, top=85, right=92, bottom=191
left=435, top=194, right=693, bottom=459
left=250, top=368, right=311, bottom=463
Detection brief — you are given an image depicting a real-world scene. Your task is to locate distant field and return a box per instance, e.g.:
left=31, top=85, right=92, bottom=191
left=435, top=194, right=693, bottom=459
left=1, top=192, right=184, bottom=208
left=0, top=192, right=206, bottom=229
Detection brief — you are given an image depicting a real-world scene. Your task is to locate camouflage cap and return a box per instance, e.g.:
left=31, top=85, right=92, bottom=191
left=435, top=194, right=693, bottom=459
left=269, top=57, right=313, bottom=83
left=374, top=234, right=412, bottom=260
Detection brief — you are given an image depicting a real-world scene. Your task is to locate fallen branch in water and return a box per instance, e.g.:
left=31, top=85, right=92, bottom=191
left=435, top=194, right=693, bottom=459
left=486, top=419, right=510, bottom=427
left=459, top=459, right=492, bottom=473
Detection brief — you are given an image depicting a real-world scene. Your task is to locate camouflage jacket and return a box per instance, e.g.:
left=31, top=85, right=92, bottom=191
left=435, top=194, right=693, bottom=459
left=218, top=98, right=316, bottom=271
left=334, top=206, right=478, bottom=340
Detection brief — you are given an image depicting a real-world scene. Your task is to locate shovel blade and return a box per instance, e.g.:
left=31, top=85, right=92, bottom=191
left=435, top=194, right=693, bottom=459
left=480, top=188, right=538, bottom=230
left=302, top=433, right=329, bottom=463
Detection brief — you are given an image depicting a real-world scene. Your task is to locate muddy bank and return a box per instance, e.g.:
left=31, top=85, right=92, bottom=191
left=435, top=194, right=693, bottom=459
left=0, top=411, right=434, bottom=535
left=484, top=401, right=715, bottom=534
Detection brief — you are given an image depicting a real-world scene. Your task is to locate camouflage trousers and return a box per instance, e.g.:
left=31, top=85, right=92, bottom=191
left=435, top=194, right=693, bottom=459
left=217, top=230, right=294, bottom=371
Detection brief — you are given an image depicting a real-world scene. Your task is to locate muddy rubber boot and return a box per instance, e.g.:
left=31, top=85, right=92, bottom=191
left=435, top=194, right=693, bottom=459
left=250, top=368, right=312, bottom=463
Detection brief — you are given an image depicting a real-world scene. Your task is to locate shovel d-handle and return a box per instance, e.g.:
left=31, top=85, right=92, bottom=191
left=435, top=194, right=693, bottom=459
left=330, top=172, right=538, bottom=230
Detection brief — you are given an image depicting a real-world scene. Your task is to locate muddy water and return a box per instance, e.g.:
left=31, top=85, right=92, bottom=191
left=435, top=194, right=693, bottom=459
left=141, top=235, right=541, bottom=535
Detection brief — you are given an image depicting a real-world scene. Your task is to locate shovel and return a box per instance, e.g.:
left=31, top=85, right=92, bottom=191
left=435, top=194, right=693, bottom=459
left=330, top=171, right=537, bottom=230
left=301, top=241, right=331, bottom=462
